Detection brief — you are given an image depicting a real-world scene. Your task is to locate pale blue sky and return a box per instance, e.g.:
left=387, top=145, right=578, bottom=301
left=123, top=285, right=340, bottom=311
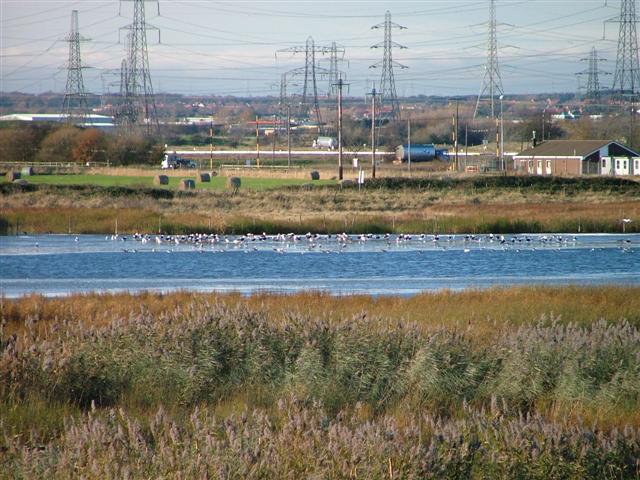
left=0, top=0, right=625, bottom=97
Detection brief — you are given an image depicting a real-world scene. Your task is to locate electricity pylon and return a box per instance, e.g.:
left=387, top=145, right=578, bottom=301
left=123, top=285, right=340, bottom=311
left=474, top=0, right=504, bottom=119
left=370, top=11, right=407, bottom=122
left=577, top=47, right=609, bottom=101
left=609, top=0, right=640, bottom=99
left=62, top=10, right=90, bottom=123
left=118, top=0, right=159, bottom=133
left=327, top=42, right=346, bottom=98
left=277, top=37, right=331, bottom=127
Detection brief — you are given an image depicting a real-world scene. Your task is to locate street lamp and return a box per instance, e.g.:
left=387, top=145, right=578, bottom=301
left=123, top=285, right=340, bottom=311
left=499, top=95, right=504, bottom=172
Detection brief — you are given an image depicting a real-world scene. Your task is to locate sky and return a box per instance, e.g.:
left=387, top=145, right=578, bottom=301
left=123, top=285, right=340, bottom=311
left=0, top=0, right=627, bottom=98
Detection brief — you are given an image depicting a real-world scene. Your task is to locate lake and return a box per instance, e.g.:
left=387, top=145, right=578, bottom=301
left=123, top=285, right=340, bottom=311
left=1, top=233, right=639, bottom=297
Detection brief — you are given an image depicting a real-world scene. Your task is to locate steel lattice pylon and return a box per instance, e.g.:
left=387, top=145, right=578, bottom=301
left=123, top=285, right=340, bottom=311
left=474, top=0, right=504, bottom=119
left=611, top=0, right=640, bottom=99
left=118, top=0, right=159, bottom=133
left=370, top=11, right=407, bottom=122
left=62, top=10, right=89, bottom=123
left=277, top=37, right=331, bottom=127
left=327, top=42, right=346, bottom=98
left=577, top=47, right=608, bottom=101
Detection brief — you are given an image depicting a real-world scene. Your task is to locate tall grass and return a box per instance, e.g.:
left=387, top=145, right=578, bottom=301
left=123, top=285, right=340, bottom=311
left=4, top=398, right=639, bottom=479
left=2, top=178, right=640, bottom=234
left=2, top=290, right=640, bottom=477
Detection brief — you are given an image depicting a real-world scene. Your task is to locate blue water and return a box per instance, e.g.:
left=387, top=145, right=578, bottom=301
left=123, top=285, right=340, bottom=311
left=1, top=233, right=639, bottom=297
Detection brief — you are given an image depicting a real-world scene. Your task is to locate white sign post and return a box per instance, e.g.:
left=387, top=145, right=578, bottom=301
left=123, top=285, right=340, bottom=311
left=358, top=169, right=365, bottom=191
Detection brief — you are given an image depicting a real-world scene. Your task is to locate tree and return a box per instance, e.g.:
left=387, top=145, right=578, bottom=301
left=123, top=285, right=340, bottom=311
left=36, top=126, right=81, bottom=163
left=106, top=134, right=163, bottom=166
left=72, top=128, right=107, bottom=165
left=0, top=124, right=49, bottom=162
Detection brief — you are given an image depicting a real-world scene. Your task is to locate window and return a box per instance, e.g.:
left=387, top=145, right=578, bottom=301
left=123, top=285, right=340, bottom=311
left=624, top=160, right=628, bottom=170
left=616, top=160, right=620, bottom=169
left=602, top=159, right=606, bottom=167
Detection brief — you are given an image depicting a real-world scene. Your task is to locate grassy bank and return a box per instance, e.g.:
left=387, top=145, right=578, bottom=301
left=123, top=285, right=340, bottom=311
left=2, top=288, right=640, bottom=478
left=2, top=176, right=640, bottom=234
left=2, top=173, right=335, bottom=190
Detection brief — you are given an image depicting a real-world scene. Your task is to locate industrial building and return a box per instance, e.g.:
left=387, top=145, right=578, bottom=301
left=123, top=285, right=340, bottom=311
left=513, top=140, right=640, bottom=176
left=0, top=113, right=115, bottom=130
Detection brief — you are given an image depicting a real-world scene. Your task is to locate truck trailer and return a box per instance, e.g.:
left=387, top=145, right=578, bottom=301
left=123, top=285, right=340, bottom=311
left=313, top=136, right=338, bottom=150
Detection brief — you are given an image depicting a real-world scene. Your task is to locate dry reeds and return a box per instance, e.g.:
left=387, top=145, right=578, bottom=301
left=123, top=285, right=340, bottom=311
left=2, top=289, right=640, bottom=476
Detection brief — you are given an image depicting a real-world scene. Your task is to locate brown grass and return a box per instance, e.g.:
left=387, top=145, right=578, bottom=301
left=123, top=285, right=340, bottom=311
left=4, top=286, right=639, bottom=340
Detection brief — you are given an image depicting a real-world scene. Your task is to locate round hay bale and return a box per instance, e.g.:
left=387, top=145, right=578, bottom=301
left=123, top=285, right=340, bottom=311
left=310, top=170, right=320, bottom=181
left=227, top=176, right=241, bottom=190
left=339, top=179, right=355, bottom=188
left=179, top=179, right=196, bottom=190
left=154, top=174, right=169, bottom=185
left=13, top=179, right=28, bottom=186
left=199, top=172, right=211, bottom=182
left=21, top=166, right=34, bottom=177
left=5, top=171, right=20, bottom=182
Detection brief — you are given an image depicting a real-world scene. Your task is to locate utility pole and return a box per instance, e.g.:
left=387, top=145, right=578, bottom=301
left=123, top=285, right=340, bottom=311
left=287, top=104, right=291, bottom=168
left=453, top=100, right=459, bottom=172
left=370, top=11, right=408, bottom=122
left=407, top=117, right=411, bottom=175
left=631, top=103, right=636, bottom=149
left=464, top=123, right=468, bottom=171
left=256, top=116, right=260, bottom=167
left=209, top=112, right=214, bottom=171
left=368, top=85, right=378, bottom=179
left=334, top=77, right=348, bottom=180
left=499, top=95, right=504, bottom=171
left=62, top=10, right=90, bottom=123
left=495, top=117, right=500, bottom=162
left=272, top=114, right=277, bottom=163
left=474, top=0, right=504, bottom=119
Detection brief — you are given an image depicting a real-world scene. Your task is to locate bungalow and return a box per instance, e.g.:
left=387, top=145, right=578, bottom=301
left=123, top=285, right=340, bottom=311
left=513, top=140, right=640, bottom=176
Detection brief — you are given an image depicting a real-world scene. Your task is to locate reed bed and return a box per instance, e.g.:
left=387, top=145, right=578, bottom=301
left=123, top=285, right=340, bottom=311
left=2, top=289, right=640, bottom=477
left=2, top=202, right=639, bottom=235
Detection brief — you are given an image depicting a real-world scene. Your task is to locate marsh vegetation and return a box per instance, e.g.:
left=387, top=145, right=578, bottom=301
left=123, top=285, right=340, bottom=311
left=2, top=288, right=640, bottom=478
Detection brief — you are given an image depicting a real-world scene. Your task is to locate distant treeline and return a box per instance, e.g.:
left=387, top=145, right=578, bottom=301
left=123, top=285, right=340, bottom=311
left=0, top=123, right=164, bottom=166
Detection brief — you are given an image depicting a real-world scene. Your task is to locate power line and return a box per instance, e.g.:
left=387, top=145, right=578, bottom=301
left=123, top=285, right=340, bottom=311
left=61, top=10, right=90, bottom=122
left=608, top=0, right=640, bottom=99
left=576, top=47, right=609, bottom=101
left=277, top=37, right=332, bottom=127
left=474, top=0, right=504, bottom=119
left=117, top=0, right=160, bottom=133
left=370, top=10, right=407, bottom=122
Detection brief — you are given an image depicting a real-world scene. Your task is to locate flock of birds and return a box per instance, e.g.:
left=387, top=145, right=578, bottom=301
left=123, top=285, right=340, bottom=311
left=96, top=232, right=636, bottom=254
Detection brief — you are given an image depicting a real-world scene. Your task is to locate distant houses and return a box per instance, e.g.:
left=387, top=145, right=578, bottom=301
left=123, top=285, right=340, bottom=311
left=513, top=140, right=640, bottom=176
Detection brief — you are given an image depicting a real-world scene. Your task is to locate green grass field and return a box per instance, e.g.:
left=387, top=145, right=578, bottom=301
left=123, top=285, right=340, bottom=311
left=5, top=174, right=335, bottom=190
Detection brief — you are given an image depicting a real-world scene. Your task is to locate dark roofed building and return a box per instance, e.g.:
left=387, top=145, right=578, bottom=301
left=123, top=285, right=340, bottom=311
left=513, top=140, right=640, bottom=176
